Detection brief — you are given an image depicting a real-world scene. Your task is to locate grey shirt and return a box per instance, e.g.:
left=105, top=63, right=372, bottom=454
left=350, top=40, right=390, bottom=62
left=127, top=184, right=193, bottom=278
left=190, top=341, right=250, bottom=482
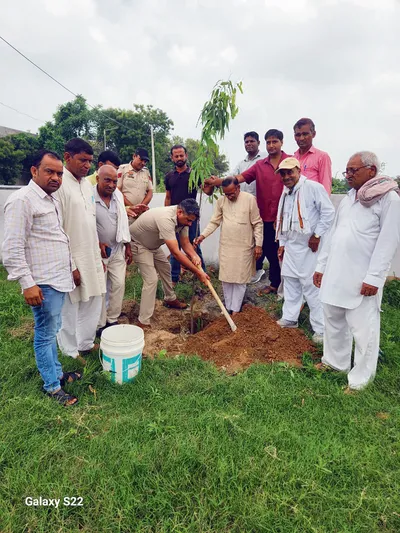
left=130, top=205, right=189, bottom=250
left=232, top=151, right=269, bottom=196
left=95, top=187, right=119, bottom=254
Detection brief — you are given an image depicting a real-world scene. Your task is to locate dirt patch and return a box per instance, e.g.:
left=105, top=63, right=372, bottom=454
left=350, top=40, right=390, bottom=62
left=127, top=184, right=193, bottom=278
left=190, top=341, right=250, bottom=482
left=120, top=296, right=315, bottom=372
left=175, top=304, right=315, bottom=372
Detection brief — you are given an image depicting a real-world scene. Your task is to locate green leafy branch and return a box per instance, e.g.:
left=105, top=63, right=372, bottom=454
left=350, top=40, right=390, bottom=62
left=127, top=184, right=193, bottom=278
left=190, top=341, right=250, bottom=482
left=189, top=80, right=243, bottom=191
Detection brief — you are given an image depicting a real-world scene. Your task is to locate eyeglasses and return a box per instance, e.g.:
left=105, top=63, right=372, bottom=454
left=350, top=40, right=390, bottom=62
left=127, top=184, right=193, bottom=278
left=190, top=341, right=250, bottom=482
left=342, top=165, right=371, bottom=178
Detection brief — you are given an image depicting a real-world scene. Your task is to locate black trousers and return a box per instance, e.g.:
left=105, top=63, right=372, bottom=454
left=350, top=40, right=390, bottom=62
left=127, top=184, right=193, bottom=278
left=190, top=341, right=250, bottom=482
left=256, top=221, right=281, bottom=288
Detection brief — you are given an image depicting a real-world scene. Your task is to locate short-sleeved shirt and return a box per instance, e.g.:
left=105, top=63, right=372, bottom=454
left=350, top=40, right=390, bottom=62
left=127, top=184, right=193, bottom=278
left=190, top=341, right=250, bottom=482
left=242, top=152, right=290, bottom=222
left=294, top=146, right=332, bottom=195
left=94, top=186, right=119, bottom=254
left=232, top=151, right=268, bottom=196
left=118, top=162, right=153, bottom=206
left=130, top=205, right=189, bottom=250
left=164, top=167, right=197, bottom=206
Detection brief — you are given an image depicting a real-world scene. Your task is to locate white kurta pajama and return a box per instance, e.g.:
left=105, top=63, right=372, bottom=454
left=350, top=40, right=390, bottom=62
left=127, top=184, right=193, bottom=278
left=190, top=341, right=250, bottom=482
left=276, top=177, right=335, bottom=333
left=316, top=188, right=400, bottom=389
left=55, top=168, right=106, bottom=357
left=201, top=191, right=263, bottom=312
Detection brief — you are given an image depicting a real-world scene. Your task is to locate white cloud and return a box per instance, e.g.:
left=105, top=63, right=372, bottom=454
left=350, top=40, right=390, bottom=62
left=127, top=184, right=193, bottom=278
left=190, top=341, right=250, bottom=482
left=220, top=46, right=238, bottom=65
left=1, top=0, right=400, bottom=177
left=89, top=27, right=106, bottom=44
left=168, top=45, right=196, bottom=66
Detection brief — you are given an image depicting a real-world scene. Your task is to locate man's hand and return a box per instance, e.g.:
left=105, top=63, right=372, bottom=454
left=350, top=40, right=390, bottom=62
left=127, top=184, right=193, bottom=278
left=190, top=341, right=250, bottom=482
left=313, top=271, right=323, bottom=288
left=277, top=246, right=285, bottom=261
left=125, top=244, right=133, bottom=265
left=72, top=269, right=81, bottom=286
left=205, top=175, right=223, bottom=187
left=193, top=235, right=205, bottom=247
left=126, top=204, right=149, bottom=218
left=190, top=253, right=201, bottom=267
left=196, top=270, right=210, bottom=285
left=360, top=282, right=379, bottom=297
left=308, top=235, right=321, bottom=252
left=99, top=242, right=111, bottom=259
left=254, top=246, right=263, bottom=260
left=23, top=285, right=44, bottom=306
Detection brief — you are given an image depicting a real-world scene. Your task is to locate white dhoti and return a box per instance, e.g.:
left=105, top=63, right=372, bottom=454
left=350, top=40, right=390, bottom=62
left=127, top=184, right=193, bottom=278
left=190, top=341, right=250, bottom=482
left=57, top=295, right=103, bottom=358
left=282, top=275, right=324, bottom=334
left=222, top=282, right=247, bottom=312
left=99, top=251, right=127, bottom=328
left=322, top=296, right=380, bottom=390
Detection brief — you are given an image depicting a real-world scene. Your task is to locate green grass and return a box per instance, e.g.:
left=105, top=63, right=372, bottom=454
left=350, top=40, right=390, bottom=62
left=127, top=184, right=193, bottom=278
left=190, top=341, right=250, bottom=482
left=0, top=267, right=399, bottom=532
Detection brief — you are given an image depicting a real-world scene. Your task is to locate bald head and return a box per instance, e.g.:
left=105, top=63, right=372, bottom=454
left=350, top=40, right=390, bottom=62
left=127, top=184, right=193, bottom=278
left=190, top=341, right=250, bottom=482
left=97, top=164, right=118, bottom=198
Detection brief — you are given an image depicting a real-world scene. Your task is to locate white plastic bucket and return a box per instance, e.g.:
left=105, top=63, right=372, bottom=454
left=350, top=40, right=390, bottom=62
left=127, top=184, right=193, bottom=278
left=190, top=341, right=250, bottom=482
left=100, top=325, right=145, bottom=384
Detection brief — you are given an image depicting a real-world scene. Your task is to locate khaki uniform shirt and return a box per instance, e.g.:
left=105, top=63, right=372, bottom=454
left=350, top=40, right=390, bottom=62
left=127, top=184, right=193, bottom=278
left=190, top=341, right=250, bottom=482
left=130, top=205, right=189, bottom=251
left=118, top=162, right=153, bottom=206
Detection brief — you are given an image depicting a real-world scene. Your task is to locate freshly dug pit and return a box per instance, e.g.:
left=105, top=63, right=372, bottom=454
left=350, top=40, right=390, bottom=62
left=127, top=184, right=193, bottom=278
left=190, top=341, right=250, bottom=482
left=120, top=298, right=316, bottom=372
left=176, top=304, right=315, bottom=372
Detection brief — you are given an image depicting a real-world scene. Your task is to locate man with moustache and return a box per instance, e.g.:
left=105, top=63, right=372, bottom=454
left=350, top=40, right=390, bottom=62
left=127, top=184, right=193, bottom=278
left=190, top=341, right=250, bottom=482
left=55, top=138, right=106, bottom=362
left=164, top=144, right=213, bottom=283
left=293, top=118, right=332, bottom=194
left=205, top=129, right=290, bottom=294
left=94, top=165, right=132, bottom=336
left=274, top=157, right=334, bottom=343
left=232, top=131, right=268, bottom=197
left=118, top=148, right=153, bottom=213
left=314, top=151, right=400, bottom=391
left=3, top=150, right=80, bottom=406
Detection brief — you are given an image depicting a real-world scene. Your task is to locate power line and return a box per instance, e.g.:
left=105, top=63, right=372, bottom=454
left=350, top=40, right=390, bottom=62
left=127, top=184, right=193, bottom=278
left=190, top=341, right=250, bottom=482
left=0, top=34, right=131, bottom=132
left=0, top=101, right=45, bottom=123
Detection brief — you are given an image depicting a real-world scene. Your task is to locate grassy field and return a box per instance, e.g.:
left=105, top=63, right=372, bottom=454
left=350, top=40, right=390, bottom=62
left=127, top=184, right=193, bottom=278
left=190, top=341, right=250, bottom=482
left=0, top=266, right=399, bottom=533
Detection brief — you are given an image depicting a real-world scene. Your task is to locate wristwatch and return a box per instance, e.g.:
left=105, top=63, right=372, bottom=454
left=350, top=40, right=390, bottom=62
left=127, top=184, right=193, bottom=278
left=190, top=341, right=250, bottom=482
left=313, top=233, right=320, bottom=239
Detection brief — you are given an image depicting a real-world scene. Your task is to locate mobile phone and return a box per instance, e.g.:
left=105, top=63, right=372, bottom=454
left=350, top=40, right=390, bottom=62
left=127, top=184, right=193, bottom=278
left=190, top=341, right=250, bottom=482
left=105, top=246, right=112, bottom=258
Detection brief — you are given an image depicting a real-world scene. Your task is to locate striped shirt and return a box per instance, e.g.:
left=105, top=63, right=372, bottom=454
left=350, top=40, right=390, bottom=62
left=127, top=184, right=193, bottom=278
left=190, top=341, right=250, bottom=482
left=3, top=180, right=74, bottom=292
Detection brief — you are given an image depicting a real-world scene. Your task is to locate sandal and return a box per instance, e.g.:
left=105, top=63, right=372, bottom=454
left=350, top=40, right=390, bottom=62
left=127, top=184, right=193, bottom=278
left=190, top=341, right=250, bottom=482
left=60, top=370, right=83, bottom=387
left=314, top=362, right=335, bottom=372
left=258, top=286, right=278, bottom=295
left=45, top=388, right=78, bottom=406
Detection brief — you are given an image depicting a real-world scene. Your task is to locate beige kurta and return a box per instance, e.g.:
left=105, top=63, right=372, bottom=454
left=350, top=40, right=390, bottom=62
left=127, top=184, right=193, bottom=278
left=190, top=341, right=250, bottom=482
left=202, top=191, right=263, bottom=283
left=55, top=168, right=106, bottom=304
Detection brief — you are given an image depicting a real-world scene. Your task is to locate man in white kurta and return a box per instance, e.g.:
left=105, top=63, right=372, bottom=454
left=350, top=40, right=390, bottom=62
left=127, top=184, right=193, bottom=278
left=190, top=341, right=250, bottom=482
left=55, top=138, right=106, bottom=359
left=195, top=178, right=263, bottom=314
left=275, top=157, right=335, bottom=342
left=314, top=151, right=400, bottom=390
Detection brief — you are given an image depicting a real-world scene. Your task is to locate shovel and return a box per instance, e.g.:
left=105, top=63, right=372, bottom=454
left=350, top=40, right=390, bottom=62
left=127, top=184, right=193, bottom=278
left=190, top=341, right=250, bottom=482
left=198, top=267, right=237, bottom=332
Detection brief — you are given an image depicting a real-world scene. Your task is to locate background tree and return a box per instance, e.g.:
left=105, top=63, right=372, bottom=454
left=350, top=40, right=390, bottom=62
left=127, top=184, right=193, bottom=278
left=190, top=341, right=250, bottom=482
left=0, top=138, right=25, bottom=185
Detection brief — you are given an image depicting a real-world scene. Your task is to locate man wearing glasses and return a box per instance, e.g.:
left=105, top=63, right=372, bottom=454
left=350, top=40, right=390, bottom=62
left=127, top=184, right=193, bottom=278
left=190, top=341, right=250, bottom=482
left=313, top=151, right=400, bottom=392
left=293, top=118, right=332, bottom=194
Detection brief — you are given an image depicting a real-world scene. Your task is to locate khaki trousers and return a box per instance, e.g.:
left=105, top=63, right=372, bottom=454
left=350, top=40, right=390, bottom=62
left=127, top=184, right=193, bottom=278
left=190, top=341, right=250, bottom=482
left=131, top=242, right=177, bottom=325
left=99, top=248, right=127, bottom=328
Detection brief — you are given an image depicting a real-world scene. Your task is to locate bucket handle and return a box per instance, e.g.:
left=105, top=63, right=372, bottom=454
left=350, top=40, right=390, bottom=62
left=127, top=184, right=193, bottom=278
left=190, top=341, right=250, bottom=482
left=98, top=347, right=117, bottom=374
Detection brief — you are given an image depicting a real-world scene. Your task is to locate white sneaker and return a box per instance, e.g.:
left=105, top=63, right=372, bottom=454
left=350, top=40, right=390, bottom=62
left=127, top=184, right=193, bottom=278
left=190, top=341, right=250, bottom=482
left=251, top=269, right=265, bottom=284
left=276, top=318, right=298, bottom=328
left=312, top=333, right=324, bottom=344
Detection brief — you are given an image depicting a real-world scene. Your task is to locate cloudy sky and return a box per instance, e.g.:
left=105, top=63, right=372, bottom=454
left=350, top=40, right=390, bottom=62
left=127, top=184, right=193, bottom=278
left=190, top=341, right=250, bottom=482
left=1, top=0, right=399, bottom=177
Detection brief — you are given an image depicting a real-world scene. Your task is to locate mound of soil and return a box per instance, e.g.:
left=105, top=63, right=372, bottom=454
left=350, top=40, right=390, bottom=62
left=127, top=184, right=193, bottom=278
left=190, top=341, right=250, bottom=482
left=177, top=304, right=315, bottom=372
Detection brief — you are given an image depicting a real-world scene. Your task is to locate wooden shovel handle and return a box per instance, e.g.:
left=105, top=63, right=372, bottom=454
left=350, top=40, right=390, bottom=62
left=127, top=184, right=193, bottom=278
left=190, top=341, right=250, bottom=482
left=199, top=267, right=237, bottom=332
